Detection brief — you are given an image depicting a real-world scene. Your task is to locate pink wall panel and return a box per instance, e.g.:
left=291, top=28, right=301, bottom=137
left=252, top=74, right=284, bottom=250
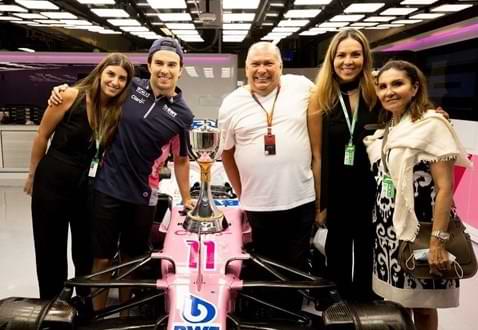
left=454, top=154, right=478, bottom=229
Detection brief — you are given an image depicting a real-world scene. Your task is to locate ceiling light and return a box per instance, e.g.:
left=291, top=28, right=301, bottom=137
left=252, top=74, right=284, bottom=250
left=179, top=35, right=204, bottom=42
left=223, top=23, right=251, bottom=29
left=410, top=13, right=445, bottom=19
left=119, top=26, right=149, bottom=32
left=185, top=66, right=198, bottom=78
left=272, top=27, right=300, bottom=32
left=223, top=13, right=255, bottom=22
left=365, top=26, right=388, bottom=29
left=278, top=19, right=309, bottom=26
left=76, top=0, right=115, bottom=4
left=13, top=20, right=37, bottom=24
left=299, top=28, right=328, bottom=35
left=380, top=7, right=419, bottom=15
left=318, top=21, right=349, bottom=28
left=107, top=19, right=141, bottom=26
left=400, top=0, right=439, bottom=4
left=350, top=22, right=379, bottom=27
left=284, top=9, right=321, bottom=18
left=223, top=30, right=248, bottom=35
left=262, top=22, right=274, bottom=26
left=294, top=0, right=332, bottom=4
left=158, top=13, right=192, bottom=21
left=364, top=16, right=396, bottom=22
left=392, top=19, right=423, bottom=24
left=330, top=14, right=364, bottom=22
left=376, top=23, right=404, bottom=28
left=147, top=0, right=186, bottom=9
left=34, top=19, right=62, bottom=24
left=18, top=47, right=35, bottom=52
left=223, top=0, right=259, bottom=9
left=99, top=30, right=122, bottom=34
left=0, top=16, right=21, bottom=21
left=40, top=12, right=78, bottom=19
left=14, top=13, right=47, bottom=19
left=270, top=2, right=285, bottom=7
left=344, top=3, right=385, bottom=13
left=223, top=36, right=246, bottom=42
left=15, top=1, right=59, bottom=10
left=172, top=29, right=199, bottom=35
left=431, top=4, right=473, bottom=12
left=60, top=19, right=92, bottom=25
left=91, top=9, right=130, bottom=18
left=0, top=5, right=28, bottom=12
left=165, top=23, right=195, bottom=29
left=266, top=13, right=279, bottom=17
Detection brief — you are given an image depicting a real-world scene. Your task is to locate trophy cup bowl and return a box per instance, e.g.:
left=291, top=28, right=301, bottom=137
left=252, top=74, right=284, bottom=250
left=183, top=121, right=228, bottom=233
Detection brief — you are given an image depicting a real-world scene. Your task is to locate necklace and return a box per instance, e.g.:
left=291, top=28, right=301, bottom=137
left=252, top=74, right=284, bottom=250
left=340, top=88, right=359, bottom=96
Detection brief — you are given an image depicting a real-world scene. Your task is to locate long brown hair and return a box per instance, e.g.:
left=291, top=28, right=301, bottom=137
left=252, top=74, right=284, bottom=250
left=377, top=60, right=434, bottom=123
left=311, top=28, right=376, bottom=114
left=74, top=53, right=135, bottom=147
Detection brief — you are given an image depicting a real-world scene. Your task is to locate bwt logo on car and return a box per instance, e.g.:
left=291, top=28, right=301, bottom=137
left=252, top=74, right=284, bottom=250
left=173, top=295, right=219, bottom=330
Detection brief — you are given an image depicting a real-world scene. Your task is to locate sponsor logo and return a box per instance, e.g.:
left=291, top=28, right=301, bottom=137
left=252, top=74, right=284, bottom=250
left=131, top=94, right=145, bottom=104
left=173, top=295, right=219, bottom=330
left=163, top=104, right=177, bottom=118
left=136, top=86, right=151, bottom=98
left=173, top=326, right=219, bottom=330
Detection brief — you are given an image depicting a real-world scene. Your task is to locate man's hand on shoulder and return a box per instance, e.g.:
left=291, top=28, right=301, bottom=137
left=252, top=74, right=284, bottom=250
left=48, top=83, right=69, bottom=107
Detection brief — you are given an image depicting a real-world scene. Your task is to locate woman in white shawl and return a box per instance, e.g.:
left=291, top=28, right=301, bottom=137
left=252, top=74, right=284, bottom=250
left=364, top=60, right=472, bottom=330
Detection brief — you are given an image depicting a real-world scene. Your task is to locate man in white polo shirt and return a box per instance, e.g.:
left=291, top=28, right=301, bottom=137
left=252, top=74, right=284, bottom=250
left=218, top=41, right=315, bottom=310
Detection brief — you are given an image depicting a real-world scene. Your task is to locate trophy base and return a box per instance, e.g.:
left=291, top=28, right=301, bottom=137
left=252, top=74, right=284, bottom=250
left=183, top=212, right=228, bottom=234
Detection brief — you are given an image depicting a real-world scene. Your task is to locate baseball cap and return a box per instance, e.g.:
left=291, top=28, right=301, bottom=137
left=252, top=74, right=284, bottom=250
left=148, top=37, right=184, bottom=65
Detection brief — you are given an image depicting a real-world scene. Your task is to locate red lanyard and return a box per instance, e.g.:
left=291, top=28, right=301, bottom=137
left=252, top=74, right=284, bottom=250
left=250, top=86, right=281, bottom=135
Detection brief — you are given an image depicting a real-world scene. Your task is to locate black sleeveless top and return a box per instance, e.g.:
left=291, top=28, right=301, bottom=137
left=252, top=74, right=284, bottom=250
left=48, top=94, right=95, bottom=167
left=320, top=92, right=378, bottom=220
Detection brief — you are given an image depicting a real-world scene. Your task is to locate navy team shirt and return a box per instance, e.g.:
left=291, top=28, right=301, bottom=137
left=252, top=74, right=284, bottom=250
left=95, top=77, right=194, bottom=206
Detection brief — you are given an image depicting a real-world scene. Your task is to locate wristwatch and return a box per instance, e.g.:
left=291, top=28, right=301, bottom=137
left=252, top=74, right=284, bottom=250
left=431, top=230, right=450, bottom=242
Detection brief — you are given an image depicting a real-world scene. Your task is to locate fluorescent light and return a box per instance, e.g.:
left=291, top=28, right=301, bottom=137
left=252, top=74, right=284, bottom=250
left=270, top=2, right=285, bottom=7
left=284, top=9, right=321, bottom=18
left=173, top=29, right=199, bottom=35
left=410, top=13, right=445, bottom=19
left=344, top=3, right=385, bottom=13
left=119, top=26, right=149, bottom=32
left=330, top=14, right=364, bottom=22
left=203, top=67, right=214, bottom=78
left=0, top=5, right=28, bottom=12
left=40, top=12, right=78, bottom=19
left=262, top=22, right=274, bottom=26
left=15, top=1, right=59, bottom=10
left=223, top=36, right=246, bottom=42
left=223, top=0, right=259, bottom=9
left=147, top=0, right=186, bottom=9
left=400, top=0, right=439, bottom=4
left=158, top=13, right=192, bottom=21
left=223, top=23, right=251, bottom=29
left=350, top=22, right=379, bottom=27
left=179, top=35, right=204, bottom=42
left=364, top=16, right=396, bottom=22
left=392, top=19, right=423, bottom=24
left=318, top=21, right=349, bottom=28
left=185, top=66, right=198, bottom=77
left=91, top=9, right=130, bottom=18
left=431, top=4, right=473, bottom=12
left=107, top=19, right=141, bottom=26
left=300, top=28, right=328, bottom=35
left=165, top=23, right=195, bottom=29
left=380, top=7, right=419, bottom=16
left=18, top=47, right=35, bottom=52
left=223, top=30, right=248, bottom=35
left=223, top=13, right=255, bottom=22
left=266, top=13, right=279, bottom=17
left=365, top=26, right=389, bottom=30
left=14, top=13, right=47, bottom=19
left=272, top=27, right=300, bottom=32
left=60, top=19, right=92, bottom=25
left=0, top=16, right=22, bottom=21
left=76, top=0, right=115, bottom=4
left=99, top=29, right=122, bottom=34
left=34, top=19, right=62, bottom=24
left=376, top=23, right=404, bottom=28
left=278, top=19, right=309, bottom=26
left=294, top=0, right=332, bottom=4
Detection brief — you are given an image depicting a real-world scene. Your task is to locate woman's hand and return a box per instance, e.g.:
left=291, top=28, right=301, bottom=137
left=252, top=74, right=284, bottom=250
left=428, top=238, right=451, bottom=276
left=48, top=84, right=69, bottom=106
left=24, top=174, right=34, bottom=195
left=315, top=208, right=327, bottom=225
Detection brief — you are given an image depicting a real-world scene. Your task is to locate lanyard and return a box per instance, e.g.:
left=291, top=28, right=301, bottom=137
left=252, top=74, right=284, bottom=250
left=338, top=93, right=359, bottom=145
left=251, top=86, right=281, bottom=135
left=381, top=123, right=391, bottom=176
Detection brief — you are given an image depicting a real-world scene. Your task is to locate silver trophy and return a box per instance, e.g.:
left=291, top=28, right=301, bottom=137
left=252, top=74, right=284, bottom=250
left=183, top=120, right=227, bottom=233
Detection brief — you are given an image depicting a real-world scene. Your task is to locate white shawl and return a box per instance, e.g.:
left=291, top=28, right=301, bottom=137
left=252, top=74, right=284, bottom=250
left=364, top=111, right=472, bottom=242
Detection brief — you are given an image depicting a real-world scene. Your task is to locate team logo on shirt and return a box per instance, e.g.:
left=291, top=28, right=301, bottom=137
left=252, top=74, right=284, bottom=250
left=136, top=86, right=151, bottom=98
left=163, top=104, right=177, bottom=118
left=131, top=94, right=145, bottom=104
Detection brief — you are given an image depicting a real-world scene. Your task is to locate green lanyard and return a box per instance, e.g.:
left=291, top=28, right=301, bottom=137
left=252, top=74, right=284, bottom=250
left=338, top=93, right=359, bottom=145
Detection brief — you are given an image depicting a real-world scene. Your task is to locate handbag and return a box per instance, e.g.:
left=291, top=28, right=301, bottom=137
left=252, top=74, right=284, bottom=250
left=398, top=217, right=478, bottom=280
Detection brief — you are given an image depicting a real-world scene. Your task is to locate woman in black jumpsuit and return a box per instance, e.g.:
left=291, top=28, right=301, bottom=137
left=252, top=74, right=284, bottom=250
left=24, top=53, right=134, bottom=299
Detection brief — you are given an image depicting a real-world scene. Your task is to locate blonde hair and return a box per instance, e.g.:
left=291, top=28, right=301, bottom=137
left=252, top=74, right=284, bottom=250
left=377, top=60, right=434, bottom=123
left=311, top=29, right=376, bottom=114
left=74, top=53, right=135, bottom=147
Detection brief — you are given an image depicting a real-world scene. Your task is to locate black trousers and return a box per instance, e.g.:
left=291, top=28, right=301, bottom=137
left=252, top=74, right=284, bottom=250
left=31, top=154, right=92, bottom=300
left=245, top=202, right=315, bottom=311
left=325, top=211, right=376, bottom=302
